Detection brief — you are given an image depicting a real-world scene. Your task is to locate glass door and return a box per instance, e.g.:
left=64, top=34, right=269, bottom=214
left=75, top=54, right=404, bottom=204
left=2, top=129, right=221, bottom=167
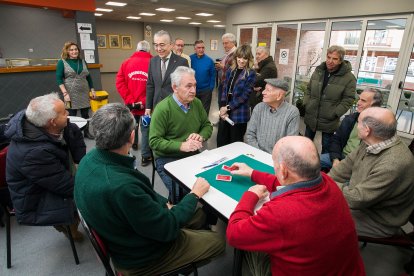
left=239, top=28, right=253, bottom=46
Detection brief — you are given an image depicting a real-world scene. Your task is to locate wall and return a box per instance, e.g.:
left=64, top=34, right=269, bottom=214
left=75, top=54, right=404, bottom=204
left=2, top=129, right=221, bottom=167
left=226, top=0, right=414, bottom=33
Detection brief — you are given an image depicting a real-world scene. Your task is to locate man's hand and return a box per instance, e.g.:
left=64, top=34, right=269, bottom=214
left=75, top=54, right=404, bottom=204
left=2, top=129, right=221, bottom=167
left=180, top=139, right=203, bottom=152
left=166, top=202, right=174, bottom=209
left=215, top=62, right=223, bottom=70
left=191, top=177, right=210, bottom=198
left=248, top=185, right=269, bottom=200
left=332, top=159, right=341, bottom=167
left=219, top=107, right=228, bottom=119
left=64, top=94, right=71, bottom=102
left=230, top=162, right=254, bottom=178
left=253, top=87, right=262, bottom=92
left=187, top=133, right=204, bottom=142
left=145, top=109, right=151, bottom=116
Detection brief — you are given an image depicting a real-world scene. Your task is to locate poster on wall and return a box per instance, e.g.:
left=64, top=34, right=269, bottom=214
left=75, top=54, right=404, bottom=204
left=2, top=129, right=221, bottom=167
left=279, top=49, right=289, bottom=65
left=84, top=50, right=95, bottom=63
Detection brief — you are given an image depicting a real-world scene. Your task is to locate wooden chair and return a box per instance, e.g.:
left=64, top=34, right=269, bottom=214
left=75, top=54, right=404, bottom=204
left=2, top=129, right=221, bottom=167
left=0, top=145, right=79, bottom=268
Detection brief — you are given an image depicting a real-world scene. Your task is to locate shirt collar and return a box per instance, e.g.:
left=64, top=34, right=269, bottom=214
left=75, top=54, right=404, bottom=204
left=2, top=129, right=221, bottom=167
left=172, top=94, right=190, bottom=113
left=270, top=174, right=322, bottom=199
left=366, top=135, right=398, bottom=154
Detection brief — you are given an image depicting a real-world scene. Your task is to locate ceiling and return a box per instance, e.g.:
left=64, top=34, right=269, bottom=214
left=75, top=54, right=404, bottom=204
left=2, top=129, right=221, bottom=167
left=94, top=0, right=252, bottom=27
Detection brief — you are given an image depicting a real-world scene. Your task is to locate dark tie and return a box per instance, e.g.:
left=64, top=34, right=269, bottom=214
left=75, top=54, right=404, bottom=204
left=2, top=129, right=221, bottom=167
left=161, top=57, right=169, bottom=80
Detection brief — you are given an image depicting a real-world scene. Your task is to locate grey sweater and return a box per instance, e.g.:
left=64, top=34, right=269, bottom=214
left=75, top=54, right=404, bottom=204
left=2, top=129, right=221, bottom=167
left=329, top=137, right=414, bottom=229
left=245, top=101, right=300, bottom=153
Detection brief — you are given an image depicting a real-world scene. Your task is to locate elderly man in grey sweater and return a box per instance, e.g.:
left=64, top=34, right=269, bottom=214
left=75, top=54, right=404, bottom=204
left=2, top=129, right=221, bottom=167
left=245, top=79, right=299, bottom=153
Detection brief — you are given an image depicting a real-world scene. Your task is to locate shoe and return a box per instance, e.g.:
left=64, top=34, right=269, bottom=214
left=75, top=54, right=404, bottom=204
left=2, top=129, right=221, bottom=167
left=54, top=225, right=84, bottom=242
left=141, top=156, right=152, bottom=167
left=132, top=143, right=138, bottom=150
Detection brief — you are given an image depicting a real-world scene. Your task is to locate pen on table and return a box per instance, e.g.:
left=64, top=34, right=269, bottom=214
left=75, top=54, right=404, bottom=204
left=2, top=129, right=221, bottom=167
left=201, top=157, right=228, bottom=169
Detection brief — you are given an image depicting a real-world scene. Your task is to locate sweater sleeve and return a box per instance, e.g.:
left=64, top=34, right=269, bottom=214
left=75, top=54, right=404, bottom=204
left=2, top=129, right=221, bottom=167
left=251, top=170, right=279, bottom=192
left=245, top=107, right=259, bottom=148
left=209, top=59, right=216, bottom=91
left=115, top=62, right=129, bottom=103
left=286, top=107, right=300, bottom=136
left=56, top=59, right=65, bottom=86
left=334, top=75, right=356, bottom=118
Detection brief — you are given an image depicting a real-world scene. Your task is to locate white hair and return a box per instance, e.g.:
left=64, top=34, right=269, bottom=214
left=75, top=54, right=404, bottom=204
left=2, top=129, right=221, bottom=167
left=222, top=33, right=236, bottom=44
left=170, top=66, right=195, bottom=87
left=25, top=93, right=60, bottom=127
left=136, top=40, right=150, bottom=52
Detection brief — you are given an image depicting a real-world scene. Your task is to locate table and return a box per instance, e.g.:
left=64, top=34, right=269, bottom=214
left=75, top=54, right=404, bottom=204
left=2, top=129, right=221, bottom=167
left=165, top=142, right=273, bottom=275
left=164, top=142, right=273, bottom=220
left=68, top=116, right=87, bottom=130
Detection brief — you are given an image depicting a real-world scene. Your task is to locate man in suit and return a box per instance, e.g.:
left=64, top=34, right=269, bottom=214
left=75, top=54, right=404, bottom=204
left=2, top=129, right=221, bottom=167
left=145, top=30, right=189, bottom=116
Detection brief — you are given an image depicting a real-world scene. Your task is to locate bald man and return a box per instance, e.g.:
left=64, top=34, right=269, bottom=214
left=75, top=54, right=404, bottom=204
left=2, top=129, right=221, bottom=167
left=226, top=136, right=364, bottom=275
left=329, top=107, right=414, bottom=238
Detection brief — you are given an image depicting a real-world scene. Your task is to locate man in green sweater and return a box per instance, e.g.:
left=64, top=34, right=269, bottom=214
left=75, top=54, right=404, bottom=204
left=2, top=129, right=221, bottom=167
left=75, top=103, right=224, bottom=275
left=150, top=66, right=212, bottom=203
left=329, top=107, right=414, bottom=238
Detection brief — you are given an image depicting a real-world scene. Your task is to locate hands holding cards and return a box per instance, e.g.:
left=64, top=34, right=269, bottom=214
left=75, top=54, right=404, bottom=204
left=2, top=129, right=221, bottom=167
left=229, top=162, right=254, bottom=178
left=180, top=133, right=204, bottom=152
left=191, top=177, right=210, bottom=199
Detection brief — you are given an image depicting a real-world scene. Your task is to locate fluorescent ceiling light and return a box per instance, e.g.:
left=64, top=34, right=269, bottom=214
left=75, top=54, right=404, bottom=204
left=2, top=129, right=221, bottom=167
left=214, top=25, right=225, bottom=28
left=207, top=20, right=221, bottom=23
left=140, top=12, right=156, bottom=16
left=368, top=22, right=376, bottom=26
left=160, top=19, right=174, bottom=22
left=105, top=1, right=127, bottom=6
left=95, top=13, right=103, bottom=16
left=196, top=13, right=213, bottom=16
left=96, top=8, right=113, bottom=12
left=386, top=25, right=401, bottom=28
left=176, top=17, right=191, bottom=20
left=156, top=8, right=175, bottom=12
left=189, top=22, right=202, bottom=25
left=127, top=16, right=141, bottom=19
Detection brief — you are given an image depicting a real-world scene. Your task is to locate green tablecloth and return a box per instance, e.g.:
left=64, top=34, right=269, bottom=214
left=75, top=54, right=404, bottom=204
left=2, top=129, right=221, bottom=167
left=196, top=154, right=274, bottom=201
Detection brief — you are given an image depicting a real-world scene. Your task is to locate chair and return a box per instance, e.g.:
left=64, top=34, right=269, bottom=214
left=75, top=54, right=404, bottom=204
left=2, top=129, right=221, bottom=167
left=0, top=146, right=79, bottom=269
left=150, top=148, right=156, bottom=188
left=78, top=208, right=209, bottom=276
left=397, top=91, right=414, bottom=134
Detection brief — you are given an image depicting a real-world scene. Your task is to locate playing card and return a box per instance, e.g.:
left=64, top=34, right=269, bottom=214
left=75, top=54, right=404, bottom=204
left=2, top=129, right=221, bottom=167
left=222, top=165, right=237, bottom=172
left=216, top=174, right=232, bottom=182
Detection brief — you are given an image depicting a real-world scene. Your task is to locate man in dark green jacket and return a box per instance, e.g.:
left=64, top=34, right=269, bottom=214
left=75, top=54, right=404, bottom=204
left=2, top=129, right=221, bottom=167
left=75, top=103, right=224, bottom=275
left=304, top=45, right=356, bottom=153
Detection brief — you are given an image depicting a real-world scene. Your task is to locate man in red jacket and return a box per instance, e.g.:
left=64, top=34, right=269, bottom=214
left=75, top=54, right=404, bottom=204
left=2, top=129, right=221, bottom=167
left=116, top=40, right=153, bottom=166
left=226, top=136, right=365, bottom=276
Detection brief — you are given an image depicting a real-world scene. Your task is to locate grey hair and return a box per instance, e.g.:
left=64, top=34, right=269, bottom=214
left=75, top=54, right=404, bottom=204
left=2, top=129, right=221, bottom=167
left=276, top=143, right=320, bottom=179
left=136, top=40, right=150, bottom=52
left=362, top=87, right=383, bottom=107
left=327, top=45, right=346, bottom=62
left=91, top=103, right=135, bottom=150
left=222, top=33, right=237, bottom=44
left=256, top=46, right=270, bottom=56
left=154, top=30, right=172, bottom=44
left=25, top=93, right=60, bottom=127
left=361, top=114, right=397, bottom=140
left=170, top=66, right=195, bottom=87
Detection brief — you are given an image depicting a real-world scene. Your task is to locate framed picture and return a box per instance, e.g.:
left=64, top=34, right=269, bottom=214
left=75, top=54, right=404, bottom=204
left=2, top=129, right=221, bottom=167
left=121, top=35, right=132, bottom=49
left=109, top=34, right=120, bottom=48
left=210, top=39, right=218, bottom=51
left=97, top=34, right=107, bottom=48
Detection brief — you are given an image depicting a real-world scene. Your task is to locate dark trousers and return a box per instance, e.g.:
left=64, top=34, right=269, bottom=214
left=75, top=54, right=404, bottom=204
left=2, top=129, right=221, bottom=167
left=68, top=108, right=90, bottom=119
left=217, top=120, right=247, bottom=147
left=305, top=126, right=333, bottom=154
left=196, top=89, right=213, bottom=116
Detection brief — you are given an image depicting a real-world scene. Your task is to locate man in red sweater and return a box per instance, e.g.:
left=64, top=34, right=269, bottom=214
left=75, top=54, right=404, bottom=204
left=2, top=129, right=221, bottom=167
left=116, top=40, right=152, bottom=166
left=226, top=136, right=365, bottom=275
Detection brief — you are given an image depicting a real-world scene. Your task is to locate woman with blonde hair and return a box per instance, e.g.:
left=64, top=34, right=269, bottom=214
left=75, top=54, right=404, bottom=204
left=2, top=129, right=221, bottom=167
left=56, top=41, right=95, bottom=138
left=217, top=44, right=256, bottom=147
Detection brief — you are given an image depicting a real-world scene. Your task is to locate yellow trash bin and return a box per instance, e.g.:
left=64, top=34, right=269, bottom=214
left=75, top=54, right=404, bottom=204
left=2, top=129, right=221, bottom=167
left=89, top=91, right=109, bottom=112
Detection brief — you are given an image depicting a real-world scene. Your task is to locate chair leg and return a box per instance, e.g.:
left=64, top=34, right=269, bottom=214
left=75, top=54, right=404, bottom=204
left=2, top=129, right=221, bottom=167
left=64, top=225, right=80, bottom=265
left=6, top=210, right=11, bottom=268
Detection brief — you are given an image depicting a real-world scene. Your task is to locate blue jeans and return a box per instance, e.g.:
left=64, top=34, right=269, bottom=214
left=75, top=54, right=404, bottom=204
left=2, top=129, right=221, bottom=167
left=305, top=126, right=333, bottom=154
left=155, top=156, right=185, bottom=203
left=134, top=115, right=150, bottom=158
left=320, top=153, right=333, bottom=170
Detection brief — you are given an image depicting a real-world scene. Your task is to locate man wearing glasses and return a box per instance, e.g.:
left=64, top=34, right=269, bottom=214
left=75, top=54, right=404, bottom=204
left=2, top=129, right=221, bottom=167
left=145, top=30, right=189, bottom=116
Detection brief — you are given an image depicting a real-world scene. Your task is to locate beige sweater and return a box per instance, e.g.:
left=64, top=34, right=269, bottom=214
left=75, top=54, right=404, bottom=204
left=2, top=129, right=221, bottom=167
left=329, top=137, right=414, bottom=228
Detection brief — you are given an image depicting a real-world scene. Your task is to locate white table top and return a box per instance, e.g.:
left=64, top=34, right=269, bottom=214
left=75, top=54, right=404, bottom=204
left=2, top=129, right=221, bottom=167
left=68, top=116, right=87, bottom=129
left=164, top=142, right=273, bottom=219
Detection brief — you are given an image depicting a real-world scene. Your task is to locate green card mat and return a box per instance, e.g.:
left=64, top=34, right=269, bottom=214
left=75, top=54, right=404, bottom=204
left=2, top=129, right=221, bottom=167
left=196, top=154, right=274, bottom=201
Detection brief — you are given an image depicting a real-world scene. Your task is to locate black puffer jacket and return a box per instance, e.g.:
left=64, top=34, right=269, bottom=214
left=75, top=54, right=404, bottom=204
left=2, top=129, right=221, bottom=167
left=5, top=110, right=86, bottom=225
left=250, top=56, right=278, bottom=108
